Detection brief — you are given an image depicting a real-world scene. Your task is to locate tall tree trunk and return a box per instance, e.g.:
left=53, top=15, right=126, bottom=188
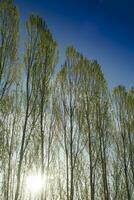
left=14, top=69, right=30, bottom=200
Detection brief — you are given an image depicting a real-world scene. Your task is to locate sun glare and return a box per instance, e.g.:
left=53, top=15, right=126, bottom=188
left=26, top=173, right=43, bottom=194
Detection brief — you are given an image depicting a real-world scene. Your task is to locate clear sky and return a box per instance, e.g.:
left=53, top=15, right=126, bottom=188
left=15, top=0, right=134, bottom=89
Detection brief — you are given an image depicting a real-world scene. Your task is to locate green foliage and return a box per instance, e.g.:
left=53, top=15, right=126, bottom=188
left=0, top=1, right=134, bottom=200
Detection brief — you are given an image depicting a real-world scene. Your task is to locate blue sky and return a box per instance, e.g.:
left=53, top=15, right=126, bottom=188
left=15, top=0, right=134, bottom=89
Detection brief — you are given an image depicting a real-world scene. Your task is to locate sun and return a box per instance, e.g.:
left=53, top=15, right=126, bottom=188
left=25, top=173, right=43, bottom=194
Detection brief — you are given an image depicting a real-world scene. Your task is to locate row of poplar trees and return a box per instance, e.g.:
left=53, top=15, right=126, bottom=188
left=0, top=0, right=134, bottom=199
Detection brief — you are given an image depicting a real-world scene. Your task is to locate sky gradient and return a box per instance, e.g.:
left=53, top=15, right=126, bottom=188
left=15, top=0, right=134, bottom=89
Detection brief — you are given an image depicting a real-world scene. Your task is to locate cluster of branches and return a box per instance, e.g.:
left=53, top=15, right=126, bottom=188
left=0, top=0, right=134, bottom=200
